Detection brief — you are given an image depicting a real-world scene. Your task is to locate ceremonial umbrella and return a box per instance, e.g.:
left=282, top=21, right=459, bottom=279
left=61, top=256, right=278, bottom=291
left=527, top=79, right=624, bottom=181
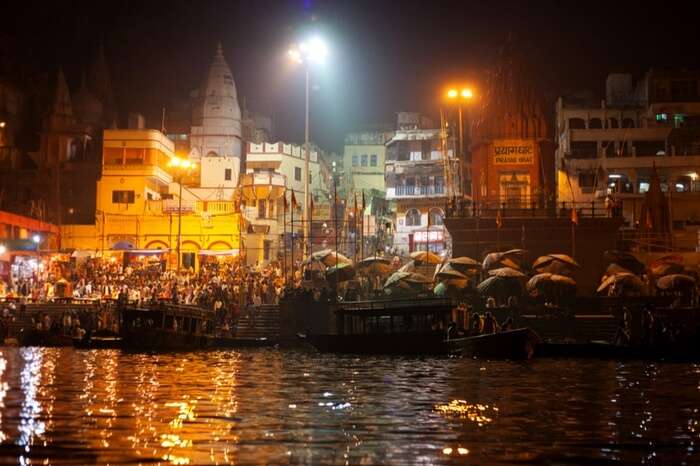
left=656, top=273, right=696, bottom=291
left=356, top=256, right=393, bottom=275
left=325, top=263, right=356, bottom=283
left=488, top=267, right=526, bottom=278
left=477, top=275, right=523, bottom=299
left=409, top=250, right=442, bottom=265
left=604, top=250, right=645, bottom=275
left=596, top=272, right=645, bottom=295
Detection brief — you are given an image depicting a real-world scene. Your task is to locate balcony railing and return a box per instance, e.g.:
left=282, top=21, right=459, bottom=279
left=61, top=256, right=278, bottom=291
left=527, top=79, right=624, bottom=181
left=144, top=199, right=237, bottom=215
left=394, top=185, right=446, bottom=196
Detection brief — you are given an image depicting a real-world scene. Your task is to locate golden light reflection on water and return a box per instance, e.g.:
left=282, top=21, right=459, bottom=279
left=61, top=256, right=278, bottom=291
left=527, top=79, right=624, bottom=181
left=0, top=353, right=7, bottom=443
left=434, top=400, right=498, bottom=426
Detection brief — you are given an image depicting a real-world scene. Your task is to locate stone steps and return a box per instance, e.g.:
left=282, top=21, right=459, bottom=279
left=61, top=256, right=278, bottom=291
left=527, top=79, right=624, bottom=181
left=236, top=306, right=280, bottom=339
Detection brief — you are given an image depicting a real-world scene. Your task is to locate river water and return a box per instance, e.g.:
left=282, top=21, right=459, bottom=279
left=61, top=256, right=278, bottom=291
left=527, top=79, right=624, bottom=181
left=0, top=347, right=698, bottom=465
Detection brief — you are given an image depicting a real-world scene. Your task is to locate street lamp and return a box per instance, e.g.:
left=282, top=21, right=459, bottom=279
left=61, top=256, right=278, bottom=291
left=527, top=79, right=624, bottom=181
left=288, top=35, right=329, bottom=258
left=168, top=156, right=196, bottom=272
left=446, top=86, right=475, bottom=199
left=446, top=87, right=474, bottom=160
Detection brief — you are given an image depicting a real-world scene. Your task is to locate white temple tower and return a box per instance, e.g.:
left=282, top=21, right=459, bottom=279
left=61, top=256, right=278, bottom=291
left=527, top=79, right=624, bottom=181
left=189, top=43, right=242, bottom=186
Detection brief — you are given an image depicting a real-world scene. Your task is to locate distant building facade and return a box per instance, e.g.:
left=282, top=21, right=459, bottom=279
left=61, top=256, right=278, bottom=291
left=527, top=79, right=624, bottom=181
left=385, top=112, right=455, bottom=254
left=61, top=129, right=241, bottom=269
left=556, top=69, right=700, bottom=248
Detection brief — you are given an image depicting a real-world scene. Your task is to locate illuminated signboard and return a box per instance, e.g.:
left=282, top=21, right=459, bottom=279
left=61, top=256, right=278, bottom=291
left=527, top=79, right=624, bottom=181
left=414, top=230, right=444, bottom=243
left=493, top=140, right=535, bottom=165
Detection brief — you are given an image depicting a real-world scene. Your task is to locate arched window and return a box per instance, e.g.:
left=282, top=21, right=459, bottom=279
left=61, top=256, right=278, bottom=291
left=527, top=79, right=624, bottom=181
left=569, top=118, right=586, bottom=129
left=622, top=118, right=635, bottom=128
left=429, top=208, right=444, bottom=226
left=405, top=208, right=422, bottom=226
left=608, top=117, right=619, bottom=129
left=589, top=118, right=603, bottom=129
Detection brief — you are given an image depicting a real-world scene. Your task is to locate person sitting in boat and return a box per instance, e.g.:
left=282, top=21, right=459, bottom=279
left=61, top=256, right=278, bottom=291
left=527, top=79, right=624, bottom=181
left=500, top=316, right=514, bottom=332
left=470, top=313, right=483, bottom=336
left=446, top=321, right=458, bottom=340
left=482, top=312, right=500, bottom=334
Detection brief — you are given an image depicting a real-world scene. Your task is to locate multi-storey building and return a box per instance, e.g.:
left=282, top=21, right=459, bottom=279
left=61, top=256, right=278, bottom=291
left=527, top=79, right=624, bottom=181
left=61, top=129, right=241, bottom=269
left=242, top=142, right=331, bottom=265
left=556, top=69, right=700, bottom=247
left=385, top=112, right=456, bottom=254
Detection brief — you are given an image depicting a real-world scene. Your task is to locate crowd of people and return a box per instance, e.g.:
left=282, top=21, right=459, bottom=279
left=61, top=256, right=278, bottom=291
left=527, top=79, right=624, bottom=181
left=0, top=257, right=290, bottom=310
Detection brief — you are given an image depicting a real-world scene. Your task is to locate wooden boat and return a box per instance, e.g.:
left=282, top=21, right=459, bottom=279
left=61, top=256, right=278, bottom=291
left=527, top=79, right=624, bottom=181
left=299, top=297, right=455, bottom=355
left=447, top=328, right=541, bottom=360
left=119, top=305, right=278, bottom=351
left=73, top=334, right=123, bottom=349
left=21, top=330, right=74, bottom=347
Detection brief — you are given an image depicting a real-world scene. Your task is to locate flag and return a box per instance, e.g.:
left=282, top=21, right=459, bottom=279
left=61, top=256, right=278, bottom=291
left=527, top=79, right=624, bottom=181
left=571, top=207, right=579, bottom=225
left=354, top=193, right=358, bottom=216
left=496, top=209, right=503, bottom=229
left=361, top=190, right=366, bottom=213
left=309, top=196, right=314, bottom=215
left=291, top=191, right=298, bottom=210
left=283, top=193, right=288, bottom=213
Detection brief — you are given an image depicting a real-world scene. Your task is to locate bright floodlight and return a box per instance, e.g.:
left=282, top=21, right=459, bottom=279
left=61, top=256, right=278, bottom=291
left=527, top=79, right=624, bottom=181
left=0, top=244, right=6, bottom=255
left=447, top=89, right=458, bottom=99
left=461, top=88, right=473, bottom=99
left=32, top=234, right=41, bottom=244
left=289, top=36, right=329, bottom=65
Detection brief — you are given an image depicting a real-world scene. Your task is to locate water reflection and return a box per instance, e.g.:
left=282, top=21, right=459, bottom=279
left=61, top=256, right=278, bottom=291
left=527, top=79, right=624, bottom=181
left=0, top=350, right=698, bottom=464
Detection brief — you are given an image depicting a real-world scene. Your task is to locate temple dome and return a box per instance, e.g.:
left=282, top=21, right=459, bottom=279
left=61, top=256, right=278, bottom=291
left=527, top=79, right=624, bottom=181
left=73, top=74, right=103, bottom=125
left=192, top=42, right=242, bottom=124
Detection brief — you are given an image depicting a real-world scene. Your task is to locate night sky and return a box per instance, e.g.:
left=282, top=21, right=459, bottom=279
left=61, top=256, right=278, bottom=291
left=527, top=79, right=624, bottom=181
left=2, top=0, right=699, bottom=151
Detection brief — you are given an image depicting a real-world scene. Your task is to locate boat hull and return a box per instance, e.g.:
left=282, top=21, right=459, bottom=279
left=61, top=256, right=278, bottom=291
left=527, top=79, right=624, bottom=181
left=304, top=332, right=448, bottom=355
left=447, top=328, right=541, bottom=360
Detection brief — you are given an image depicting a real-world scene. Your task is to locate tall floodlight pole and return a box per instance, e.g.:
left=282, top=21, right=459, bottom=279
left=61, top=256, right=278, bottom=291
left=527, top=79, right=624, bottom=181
left=289, top=36, right=329, bottom=259
left=447, top=87, right=474, bottom=198
left=167, top=156, right=196, bottom=272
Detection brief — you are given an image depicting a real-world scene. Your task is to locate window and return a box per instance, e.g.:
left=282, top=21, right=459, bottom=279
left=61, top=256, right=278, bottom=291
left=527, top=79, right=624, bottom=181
left=429, top=208, right=444, bottom=226
left=569, top=118, right=586, bottom=129
left=258, top=199, right=267, bottom=219
left=405, top=208, right=422, bottom=226
left=224, top=168, right=232, bottom=181
left=578, top=172, right=596, bottom=188
left=309, top=173, right=312, bottom=184
left=589, top=118, right=603, bottom=129
left=294, top=167, right=301, bottom=181
left=634, top=140, right=666, bottom=157
left=263, top=240, right=272, bottom=261
left=112, top=190, right=135, bottom=204
left=361, top=154, right=368, bottom=167
left=352, top=155, right=359, bottom=166
left=370, top=154, right=378, bottom=167
left=570, top=141, right=597, bottom=159
left=608, top=118, right=619, bottom=129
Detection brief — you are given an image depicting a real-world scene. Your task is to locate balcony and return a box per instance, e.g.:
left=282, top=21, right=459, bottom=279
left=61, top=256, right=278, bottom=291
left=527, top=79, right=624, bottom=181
left=387, top=185, right=446, bottom=199
left=144, top=199, right=237, bottom=215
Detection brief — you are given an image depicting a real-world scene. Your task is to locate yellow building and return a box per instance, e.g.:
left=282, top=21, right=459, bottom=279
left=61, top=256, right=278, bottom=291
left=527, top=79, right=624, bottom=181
left=61, top=129, right=240, bottom=269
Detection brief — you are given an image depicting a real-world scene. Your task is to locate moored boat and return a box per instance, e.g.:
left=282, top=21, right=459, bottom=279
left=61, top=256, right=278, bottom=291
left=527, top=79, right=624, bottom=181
left=299, top=297, right=455, bottom=355
left=447, top=328, right=541, bottom=360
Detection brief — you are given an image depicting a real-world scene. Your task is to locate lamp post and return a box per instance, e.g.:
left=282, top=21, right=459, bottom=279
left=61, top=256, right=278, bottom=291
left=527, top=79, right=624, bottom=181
left=447, top=87, right=474, bottom=198
left=167, top=156, right=196, bottom=272
left=289, top=36, right=329, bottom=259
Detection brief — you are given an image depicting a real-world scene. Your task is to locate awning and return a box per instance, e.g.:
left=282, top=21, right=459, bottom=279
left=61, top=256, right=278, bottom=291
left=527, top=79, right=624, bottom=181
left=120, top=249, right=170, bottom=255
left=198, top=249, right=240, bottom=256
left=71, top=249, right=97, bottom=258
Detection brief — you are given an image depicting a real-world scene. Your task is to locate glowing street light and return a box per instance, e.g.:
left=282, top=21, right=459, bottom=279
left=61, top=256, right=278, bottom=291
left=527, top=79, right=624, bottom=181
left=446, top=86, right=475, bottom=159
left=288, top=35, right=329, bottom=257
left=32, top=234, right=41, bottom=244
left=168, top=156, right=197, bottom=271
